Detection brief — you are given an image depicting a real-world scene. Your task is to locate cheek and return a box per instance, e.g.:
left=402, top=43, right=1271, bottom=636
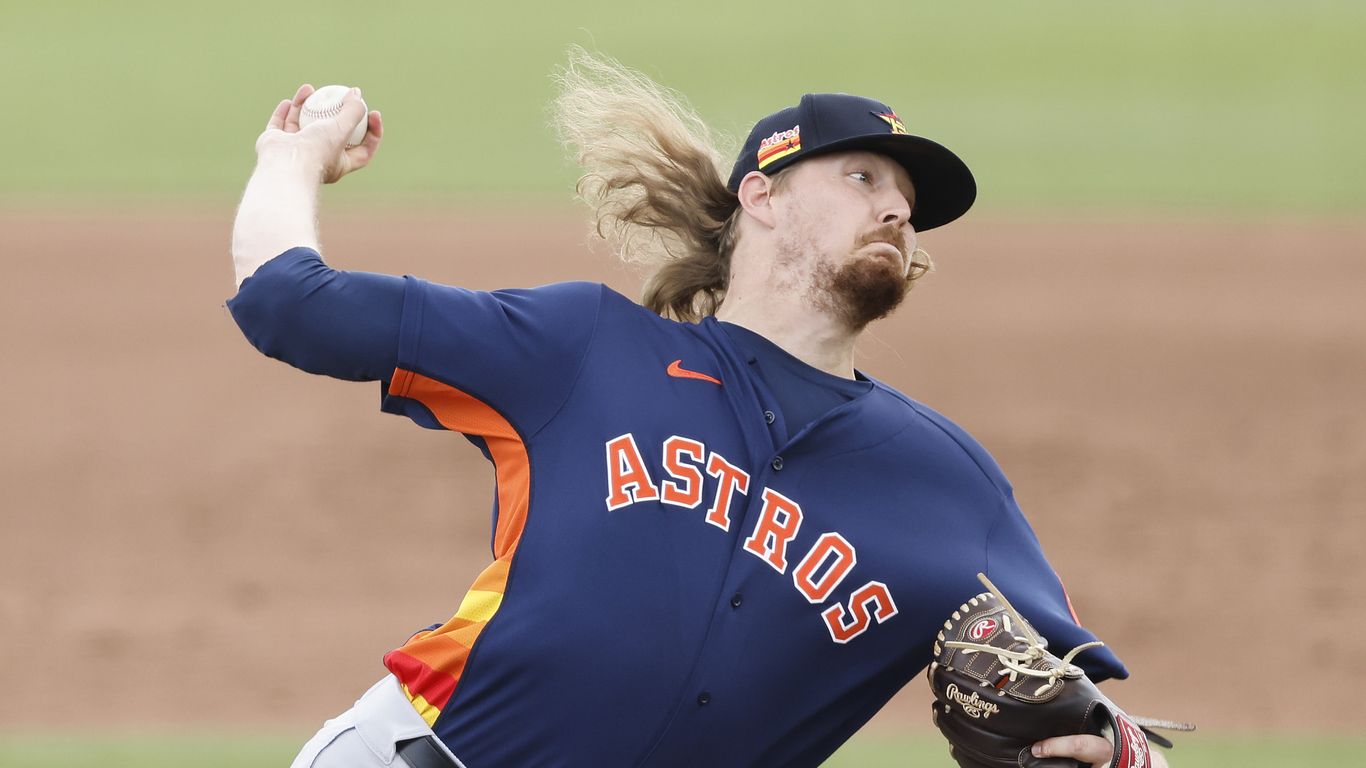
left=796, top=205, right=838, bottom=247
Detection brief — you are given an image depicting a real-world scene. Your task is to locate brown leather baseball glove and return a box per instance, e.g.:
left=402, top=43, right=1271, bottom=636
left=927, top=573, right=1191, bottom=768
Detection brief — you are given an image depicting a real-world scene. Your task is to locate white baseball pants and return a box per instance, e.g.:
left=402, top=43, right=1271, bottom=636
left=290, top=675, right=467, bottom=768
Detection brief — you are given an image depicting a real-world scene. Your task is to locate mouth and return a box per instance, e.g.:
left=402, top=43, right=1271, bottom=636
left=862, top=241, right=906, bottom=266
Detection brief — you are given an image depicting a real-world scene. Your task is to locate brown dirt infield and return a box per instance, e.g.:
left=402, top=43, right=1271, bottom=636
left=1, top=210, right=1362, bottom=734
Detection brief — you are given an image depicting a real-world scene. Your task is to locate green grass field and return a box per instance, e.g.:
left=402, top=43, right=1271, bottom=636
left=1, top=731, right=1363, bottom=767
left=3, top=1, right=1362, bottom=210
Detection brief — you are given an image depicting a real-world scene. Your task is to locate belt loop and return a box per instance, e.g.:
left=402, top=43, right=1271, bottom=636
left=396, top=736, right=461, bottom=768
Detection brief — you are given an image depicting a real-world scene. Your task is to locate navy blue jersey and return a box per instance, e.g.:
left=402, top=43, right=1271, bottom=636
left=229, top=248, right=1126, bottom=768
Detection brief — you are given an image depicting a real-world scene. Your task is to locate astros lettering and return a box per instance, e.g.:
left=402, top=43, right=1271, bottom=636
left=758, top=125, right=801, bottom=150
left=604, top=432, right=898, bottom=644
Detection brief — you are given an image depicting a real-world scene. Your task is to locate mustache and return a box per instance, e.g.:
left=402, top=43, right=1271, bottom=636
left=855, top=224, right=909, bottom=260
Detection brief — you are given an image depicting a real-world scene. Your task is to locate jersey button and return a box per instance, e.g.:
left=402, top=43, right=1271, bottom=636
left=771, top=456, right=784, bottom=471
left=763, top=410, right=776, bottom=425
left=697, top=692, right=711, bottom=706
left=730, top=593, right=743, bottom=609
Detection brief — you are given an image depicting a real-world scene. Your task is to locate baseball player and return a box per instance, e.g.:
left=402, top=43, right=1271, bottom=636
left=229, top=52, right=1165, bottom=768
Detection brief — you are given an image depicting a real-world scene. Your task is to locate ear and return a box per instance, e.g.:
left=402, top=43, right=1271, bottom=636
left=736, top=171, right=778, bottom=229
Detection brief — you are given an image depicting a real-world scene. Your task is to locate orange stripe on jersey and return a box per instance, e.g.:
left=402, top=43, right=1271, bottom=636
left=1057, top=572, right=1082, bottom=625
left=401, top=628, right=476, bottom=671
left=387, top=372, right=529, bottom=558
left=383, top=370, right=530, bottom=719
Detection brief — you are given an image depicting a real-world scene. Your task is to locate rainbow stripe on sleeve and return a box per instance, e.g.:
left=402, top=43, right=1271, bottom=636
left=381, top=368, right=531, bottom=725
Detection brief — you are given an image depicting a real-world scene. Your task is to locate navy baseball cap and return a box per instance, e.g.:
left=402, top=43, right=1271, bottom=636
left=727, top=93, right=977, bottom=231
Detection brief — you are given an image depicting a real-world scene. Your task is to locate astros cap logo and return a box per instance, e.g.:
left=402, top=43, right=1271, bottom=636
left=873, top=111, right=907, bottom=135
left=757, top=124, right=802, bottom=169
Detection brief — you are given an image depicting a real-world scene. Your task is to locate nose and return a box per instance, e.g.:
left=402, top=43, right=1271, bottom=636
left=878, top=187, right=912, bottom=228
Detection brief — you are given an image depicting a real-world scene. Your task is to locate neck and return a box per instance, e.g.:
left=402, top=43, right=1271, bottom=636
left=714, top=283, right=859, bottom=379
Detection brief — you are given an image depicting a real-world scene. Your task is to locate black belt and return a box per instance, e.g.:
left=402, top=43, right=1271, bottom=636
left=396, top=736, right=460, bottom=768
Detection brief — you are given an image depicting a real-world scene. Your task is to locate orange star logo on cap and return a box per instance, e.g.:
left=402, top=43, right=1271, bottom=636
left=874, top=111, right=907, bottom=135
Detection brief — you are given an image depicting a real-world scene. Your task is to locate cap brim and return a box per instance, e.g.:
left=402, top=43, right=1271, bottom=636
left=772, top=133, right=977, bottom=232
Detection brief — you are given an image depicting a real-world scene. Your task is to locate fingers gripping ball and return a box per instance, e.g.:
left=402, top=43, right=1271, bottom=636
left=300, top=84, right=368, bottom=147
left=928, top=574, right=1184, bottom=768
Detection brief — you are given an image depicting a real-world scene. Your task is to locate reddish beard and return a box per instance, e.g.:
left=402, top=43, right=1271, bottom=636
left=814, top=223, right=914, bottom=329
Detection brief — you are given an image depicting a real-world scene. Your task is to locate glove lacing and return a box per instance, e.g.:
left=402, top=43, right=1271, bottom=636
left=943, top=573, right=1105, bottom=697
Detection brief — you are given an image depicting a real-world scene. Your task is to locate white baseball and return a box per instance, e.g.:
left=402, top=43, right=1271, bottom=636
left=299, top=84, right=369, bottom=148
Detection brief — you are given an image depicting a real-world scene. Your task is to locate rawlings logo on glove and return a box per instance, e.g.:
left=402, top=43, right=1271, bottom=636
left=944, top=684, right=1002, bottom=719
left=928, top=573, right=1191, bottom=768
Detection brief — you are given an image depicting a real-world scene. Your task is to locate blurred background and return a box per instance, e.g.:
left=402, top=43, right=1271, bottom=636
left=2, top=1, right=1363, bottom=764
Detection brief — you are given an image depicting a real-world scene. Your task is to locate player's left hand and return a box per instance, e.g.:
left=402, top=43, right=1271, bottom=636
left=257, top=83, right=384, bottom=184
left=928, top=574, right=1191, bottom=768
left=1031, top=735, right=1170, bottom=768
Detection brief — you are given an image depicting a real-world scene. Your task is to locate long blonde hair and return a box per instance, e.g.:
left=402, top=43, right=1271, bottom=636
left=552, top=47, right=740, bottom=322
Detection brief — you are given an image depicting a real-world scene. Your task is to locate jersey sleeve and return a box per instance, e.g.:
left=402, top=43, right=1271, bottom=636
left=380, top=276, right=605, bottom=437
left=226, top=247, right=404, bottom=382
left=902, top=398, right=1129, bottom=682
left=985, top=497, right=1129, bottom=682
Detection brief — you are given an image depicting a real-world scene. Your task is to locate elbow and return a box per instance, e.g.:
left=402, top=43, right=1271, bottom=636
left=225, top=250, right=354, bottom=373
left=226, top=256, right=326, bottom=362
left=227, top=271, right=290, bottom=358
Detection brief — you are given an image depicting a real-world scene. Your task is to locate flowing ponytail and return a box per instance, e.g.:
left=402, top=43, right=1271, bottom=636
left=553, top=47, right=741, bottom=322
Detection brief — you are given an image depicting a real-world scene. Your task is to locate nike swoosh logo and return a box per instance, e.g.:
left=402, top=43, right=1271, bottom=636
left=667, top=359, right=722, bottom=386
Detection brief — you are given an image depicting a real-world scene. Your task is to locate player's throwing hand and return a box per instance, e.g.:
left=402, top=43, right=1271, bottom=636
left=257, top=83, right=383, bottom=184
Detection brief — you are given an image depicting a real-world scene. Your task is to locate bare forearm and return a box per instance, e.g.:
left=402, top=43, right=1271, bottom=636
left=231, top=150, right=324, bottom=287
left=230, top=85, right=382, bottom=288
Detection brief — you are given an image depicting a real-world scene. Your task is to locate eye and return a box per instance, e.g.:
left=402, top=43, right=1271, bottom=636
left=849, top=170, right=872, bottom=184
